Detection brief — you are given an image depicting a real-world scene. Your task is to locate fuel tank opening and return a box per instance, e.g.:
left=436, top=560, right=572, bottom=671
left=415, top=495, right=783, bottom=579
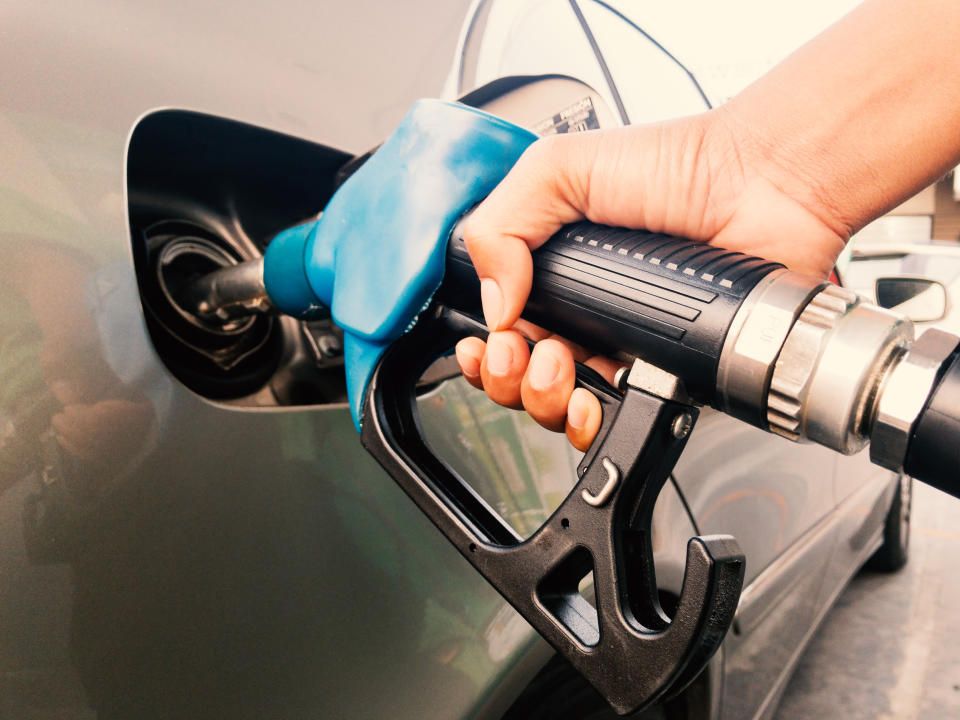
left=127, top=109, right=354, bottom=406
left=156, top=235, right=259, bottom=335
left=139, top=219, right=282, bottom=399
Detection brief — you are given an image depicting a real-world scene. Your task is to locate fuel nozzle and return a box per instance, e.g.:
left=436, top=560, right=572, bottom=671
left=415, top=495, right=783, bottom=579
left=157, top=97, right=960, bottom=718
left=187, top=214, right=960, bottom=498
left=168, top=96, right=960, bottom=496
left=176, top=256, right=274, bottom=323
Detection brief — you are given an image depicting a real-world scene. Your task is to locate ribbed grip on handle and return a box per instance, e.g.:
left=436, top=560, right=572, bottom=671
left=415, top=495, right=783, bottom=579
left=442, top=221, right=783, bottom=403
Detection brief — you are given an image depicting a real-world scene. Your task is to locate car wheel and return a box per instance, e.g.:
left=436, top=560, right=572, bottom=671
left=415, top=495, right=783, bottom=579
left=867, top=472, right=912, bottom=572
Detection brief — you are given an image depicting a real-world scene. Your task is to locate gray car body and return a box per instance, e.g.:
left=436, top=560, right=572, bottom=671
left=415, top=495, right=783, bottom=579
left=0, top=1, right=897, bottom=718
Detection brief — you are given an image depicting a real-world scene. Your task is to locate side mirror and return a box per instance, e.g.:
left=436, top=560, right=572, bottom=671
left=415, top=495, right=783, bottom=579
left=875, top=277, right=948, bottom=322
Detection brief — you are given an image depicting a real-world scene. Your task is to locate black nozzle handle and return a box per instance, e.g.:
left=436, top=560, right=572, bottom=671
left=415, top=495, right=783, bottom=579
left=904, top=346, right=960, bottom=497
left=442, top=221, right=783, bottom=403
left=361, top=304, right=744, bottom=716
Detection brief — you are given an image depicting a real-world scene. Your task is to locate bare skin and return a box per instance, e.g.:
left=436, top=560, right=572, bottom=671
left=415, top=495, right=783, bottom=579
left=455, top=0, right=960, bottom=451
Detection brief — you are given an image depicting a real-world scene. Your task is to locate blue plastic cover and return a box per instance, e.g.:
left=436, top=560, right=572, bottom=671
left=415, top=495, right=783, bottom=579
left=263, top=99, right=537, bottom=429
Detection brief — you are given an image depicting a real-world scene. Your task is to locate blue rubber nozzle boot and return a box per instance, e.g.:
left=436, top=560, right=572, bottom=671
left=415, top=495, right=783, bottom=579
left=262, top=99, right=537, bottom=430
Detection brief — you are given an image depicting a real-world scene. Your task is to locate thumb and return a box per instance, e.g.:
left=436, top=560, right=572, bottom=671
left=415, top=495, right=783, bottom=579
left=462, top=135, right=593, bottom=331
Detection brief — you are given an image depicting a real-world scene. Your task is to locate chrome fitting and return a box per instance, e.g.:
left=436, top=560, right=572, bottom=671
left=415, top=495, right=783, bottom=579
left=625, top=358, right=690, bottom=403
left=869, top=328, right=959, bottom=470
left=766, top=284, right=913, bottom=454
left=717, top=269, right=827, bottom=427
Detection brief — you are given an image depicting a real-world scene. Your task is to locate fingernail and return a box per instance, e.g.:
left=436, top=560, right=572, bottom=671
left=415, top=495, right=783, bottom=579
left=567, top=391, right=589, bottom=430
left=455, top=344, right=481, bottom=378
left=529, top=351, right=560, bottom=391
left=481, top=279, right=503, bottom=330
left=485, top=334, right=513, bottom=377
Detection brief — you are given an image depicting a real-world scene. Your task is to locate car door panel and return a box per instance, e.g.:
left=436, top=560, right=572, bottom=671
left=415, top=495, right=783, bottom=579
left=816, top=450, right=897, bottom=613
left=1, top=2, right=512, bottom=717
left=672, top=409, right=838, bottom=720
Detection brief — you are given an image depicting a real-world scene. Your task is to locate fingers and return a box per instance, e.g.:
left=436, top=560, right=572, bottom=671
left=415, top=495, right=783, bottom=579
left=566, top=388, right=603, bottom=451
left=463, top=232, right=533, bottom=331
left=565, top=356, right=625, bottom=451
left=479, top=331, right=530, bottom=409
left=462, top=136, right=593, bottom=331
left=512, top=319, right=591, bottom=362
left=520, top=339, right=576, bottom=431
left=455, top=332, right=606, bottom=449
left=455, top=337, right=485, bottom=391
left=456, top=334, right=580, bottom=429
left=454, top=328, right=622, bottom=450
left=583, top=355, right=625, bottom=385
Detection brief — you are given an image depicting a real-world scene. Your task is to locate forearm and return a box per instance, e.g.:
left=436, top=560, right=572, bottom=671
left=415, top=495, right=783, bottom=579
left=724, top=0, right=960, bottom=238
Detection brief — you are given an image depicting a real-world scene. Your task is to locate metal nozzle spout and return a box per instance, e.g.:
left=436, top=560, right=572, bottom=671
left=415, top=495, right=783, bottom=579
left=178, top=256, right=273, bottom=322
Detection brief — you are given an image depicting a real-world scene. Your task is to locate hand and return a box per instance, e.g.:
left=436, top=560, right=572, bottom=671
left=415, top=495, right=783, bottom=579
left=456, top=319, right=627, bottom=451
left=455, top=109, right=847, bottom=450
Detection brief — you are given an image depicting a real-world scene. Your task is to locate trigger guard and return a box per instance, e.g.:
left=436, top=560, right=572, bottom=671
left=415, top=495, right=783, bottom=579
left=360, top=302, right=744, bottom=716
left=572, top=362, right=623, bottom=481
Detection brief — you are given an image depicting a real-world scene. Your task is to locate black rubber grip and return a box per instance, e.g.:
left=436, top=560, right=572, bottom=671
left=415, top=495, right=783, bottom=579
left=441, top=221, right=783, bottom=403
left=904, top=347, right=960, bottom=498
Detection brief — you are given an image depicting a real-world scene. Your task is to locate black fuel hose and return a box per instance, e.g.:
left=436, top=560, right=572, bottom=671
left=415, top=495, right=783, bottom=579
left=904, top=346, right=960, bottom=496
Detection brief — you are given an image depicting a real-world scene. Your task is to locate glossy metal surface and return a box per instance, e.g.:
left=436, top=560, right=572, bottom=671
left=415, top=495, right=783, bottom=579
left=870, top=328, right=960, bottom=470
left=673, top=403, right=898, bottom=719
left=179, top=256, right=272, bottom=322
left=673, top=409, right=837, bottom=719
left=716, top=269, right=826, bottom=428
left=0, top=2, right=505, bottom=717
left=0, top=2, right=708, bottom=717
left=767, top=284, right=913, bottom=453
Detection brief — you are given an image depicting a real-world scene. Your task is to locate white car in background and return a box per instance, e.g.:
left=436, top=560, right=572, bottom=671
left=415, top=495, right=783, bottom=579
left=841, top=243, right=955, bottom=330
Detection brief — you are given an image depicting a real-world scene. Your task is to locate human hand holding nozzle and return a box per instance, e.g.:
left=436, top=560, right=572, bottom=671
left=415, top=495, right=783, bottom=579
left=456, top=0, right=960, bottom=451
left=455, top=117, right=845, bottom=450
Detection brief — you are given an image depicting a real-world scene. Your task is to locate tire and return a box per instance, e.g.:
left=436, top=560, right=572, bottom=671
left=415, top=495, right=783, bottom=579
left=867, top=473, right=912, bottom=572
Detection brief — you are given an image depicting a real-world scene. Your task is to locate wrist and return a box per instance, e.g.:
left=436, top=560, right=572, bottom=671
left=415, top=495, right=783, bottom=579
left=709, top=102, right=853, bottom=243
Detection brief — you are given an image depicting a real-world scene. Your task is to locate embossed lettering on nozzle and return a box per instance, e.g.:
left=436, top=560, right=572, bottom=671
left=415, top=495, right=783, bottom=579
left=766, top=284, right=913, bottom=454
left=716, top=270, right=827, bottom=428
